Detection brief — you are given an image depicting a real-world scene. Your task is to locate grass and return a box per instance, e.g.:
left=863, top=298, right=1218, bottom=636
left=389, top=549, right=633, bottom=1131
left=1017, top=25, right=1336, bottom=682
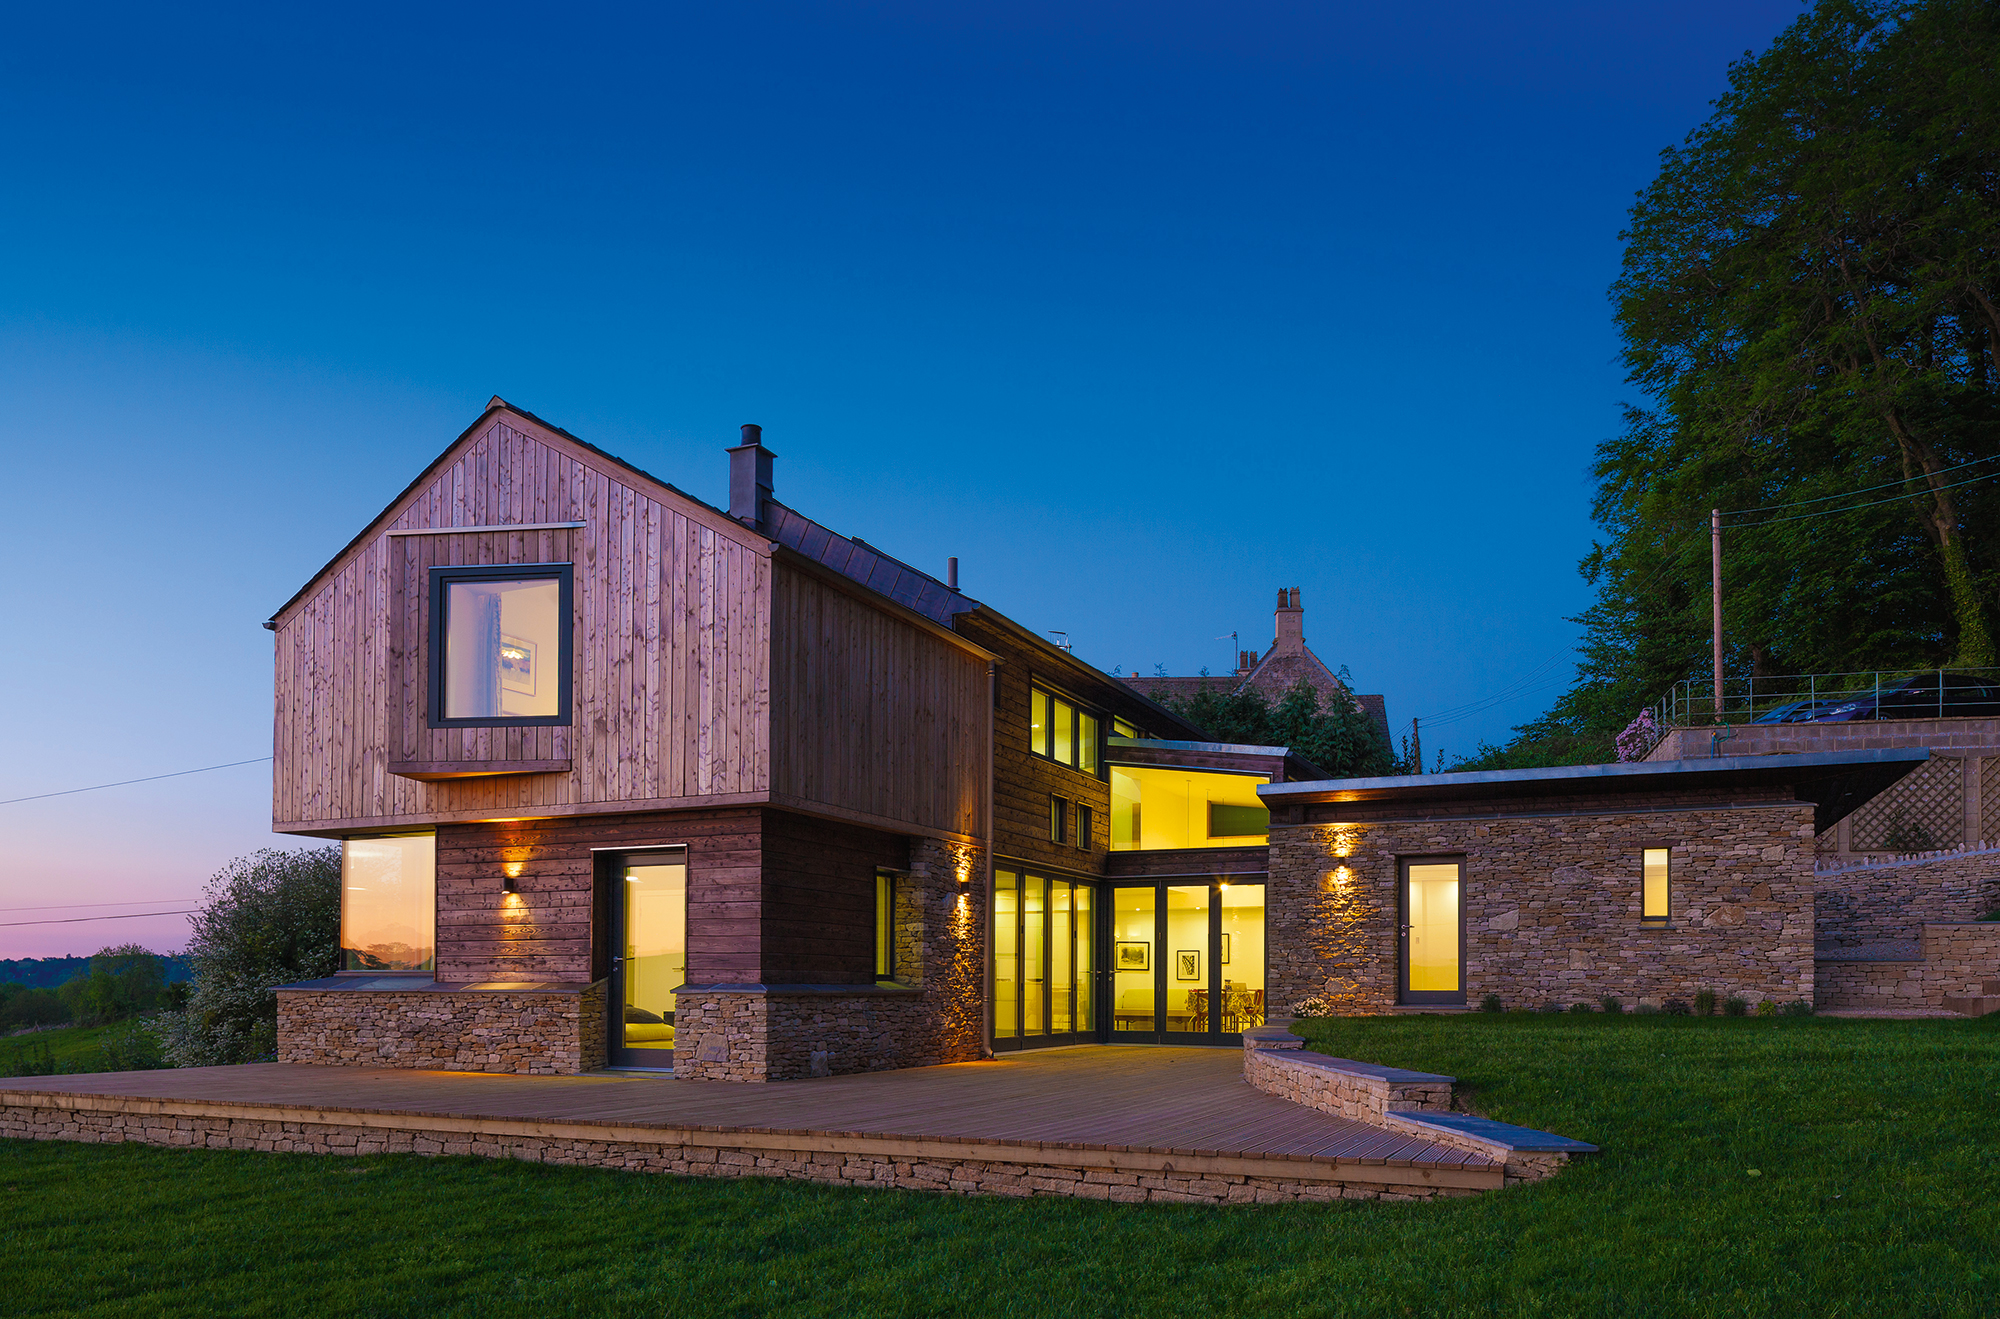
left=0, top=1022, right=158, bottom=1078
left=2, top=1013, right=1997, bottom=1317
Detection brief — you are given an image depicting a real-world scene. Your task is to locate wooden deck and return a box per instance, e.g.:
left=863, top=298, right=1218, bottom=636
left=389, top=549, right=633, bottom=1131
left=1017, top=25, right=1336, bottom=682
left=2, top=1046, right=1502, bottom=1202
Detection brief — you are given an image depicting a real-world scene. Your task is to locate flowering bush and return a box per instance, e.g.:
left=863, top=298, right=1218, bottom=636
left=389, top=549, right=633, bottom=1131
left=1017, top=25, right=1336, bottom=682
left=1290, top=994, right=1338, bottom=1017
left=1615, top=708, right=1661, bottom=762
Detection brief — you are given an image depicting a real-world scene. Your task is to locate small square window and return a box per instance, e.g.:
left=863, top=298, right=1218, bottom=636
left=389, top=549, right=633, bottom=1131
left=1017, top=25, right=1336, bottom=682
left=1642, top=847, right=1670, bottom=921
left=428, top=564, right=573, bottom=728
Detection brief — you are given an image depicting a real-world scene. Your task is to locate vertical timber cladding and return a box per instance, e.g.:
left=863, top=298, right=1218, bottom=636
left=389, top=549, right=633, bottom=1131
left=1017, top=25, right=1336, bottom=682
left=1266, top=796, right=1818, bottom=1014
left=269, top=408, right=773, bottom=833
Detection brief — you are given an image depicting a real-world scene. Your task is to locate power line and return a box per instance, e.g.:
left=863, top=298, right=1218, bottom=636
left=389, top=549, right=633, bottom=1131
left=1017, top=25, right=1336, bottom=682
left=0, top=909, right=196, bottom=929
left=1725, top=452, right=2000, bottom=515
left=1727, top=467, right=2000, bottom=529
left=0, top=757, right=270, bottom=807
left=0, top=899, right=199, bottom=913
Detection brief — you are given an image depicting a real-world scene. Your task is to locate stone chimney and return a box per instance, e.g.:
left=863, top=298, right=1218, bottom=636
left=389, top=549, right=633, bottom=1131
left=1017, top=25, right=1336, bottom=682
left=727, top=424, right=775, bottom=531
left=1272, top=587, right=1304, bottom=655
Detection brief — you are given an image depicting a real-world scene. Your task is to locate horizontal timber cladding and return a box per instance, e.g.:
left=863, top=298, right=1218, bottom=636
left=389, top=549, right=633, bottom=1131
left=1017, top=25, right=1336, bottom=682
left=271, top=410, right=773, bottom=831
left=1284, top=784, right=1799, bottom=828
left=435, top=809, right=765, bottom=985
left=1266, top=803, right=1818, bottom=1015
left=1103, top=846, right=1270, bottom=879
left=759, top=810, right=910, bottom=984
left=766, top=562, right=988, bottom=841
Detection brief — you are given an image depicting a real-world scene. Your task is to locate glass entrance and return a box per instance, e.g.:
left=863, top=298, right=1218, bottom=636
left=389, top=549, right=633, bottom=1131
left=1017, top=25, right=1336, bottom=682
left=1400, top=857, right=1464, bottom=1005
left=610, top=850, right=686, bottom=1066
left=1106, top=879, right=1266, bottom=1044
left=992, top=869, right=1095, bottom=1049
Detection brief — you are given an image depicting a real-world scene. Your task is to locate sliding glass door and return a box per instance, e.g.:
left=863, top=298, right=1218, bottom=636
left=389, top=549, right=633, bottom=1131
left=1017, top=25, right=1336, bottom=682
left=1106, top=879, right=1266, bottom=1044
left=992, top=869, right=1095, bottom=1050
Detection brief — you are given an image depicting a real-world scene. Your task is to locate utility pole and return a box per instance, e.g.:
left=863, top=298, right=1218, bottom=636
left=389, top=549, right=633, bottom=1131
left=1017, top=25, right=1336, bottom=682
left=1711, top=507, right=1724, bottom=723
left=1410, top=718, right=1422, bottom=775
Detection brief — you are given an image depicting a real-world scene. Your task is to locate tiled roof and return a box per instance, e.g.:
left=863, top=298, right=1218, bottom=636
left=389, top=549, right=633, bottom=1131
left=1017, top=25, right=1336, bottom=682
left=764, top=500, right=978, bottom=625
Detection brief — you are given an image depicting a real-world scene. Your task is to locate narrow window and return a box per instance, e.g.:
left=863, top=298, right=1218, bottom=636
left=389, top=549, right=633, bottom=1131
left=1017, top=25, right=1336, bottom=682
left=1030, top=688, right=1049, bottom=757
left=1112, top=717, right=1140, bottom=740
left=428, top=564, right=573, bottom=727
left=1050, top=796, right=1068, bottom=845
left=1052, top=700, right=1075, bottom=766
left=874, top=870, right=896, bottom=979
left=340, top=834, right=436, bottom=971
left=1642, top=847, right=1670, bottom=921
left=1074, top=803, right=1092, bottom=851
left=993, top=871, right=1019, bottom=1038
left=1078, top=712, right=1100, bottom=773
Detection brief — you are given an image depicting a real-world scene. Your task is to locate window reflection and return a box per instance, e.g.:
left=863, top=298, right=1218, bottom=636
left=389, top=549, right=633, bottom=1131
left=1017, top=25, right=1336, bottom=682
left=444, top=577, right=562, bottom=719
left=341, top=835, right=436, bottom=971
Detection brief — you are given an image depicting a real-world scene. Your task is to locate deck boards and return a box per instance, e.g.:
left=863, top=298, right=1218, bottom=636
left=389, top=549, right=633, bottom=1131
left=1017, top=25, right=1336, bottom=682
left=4, top=1046, right=1489, bottom=1169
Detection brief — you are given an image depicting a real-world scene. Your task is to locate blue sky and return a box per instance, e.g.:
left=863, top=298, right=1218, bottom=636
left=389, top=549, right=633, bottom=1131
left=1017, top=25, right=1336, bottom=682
left=0, top=1, right=1804, bottom=957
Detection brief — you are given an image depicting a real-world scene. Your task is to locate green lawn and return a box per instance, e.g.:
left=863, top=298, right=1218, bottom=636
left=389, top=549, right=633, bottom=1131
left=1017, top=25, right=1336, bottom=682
left=2, top=1014, right=1997, bottom=1317
left=0, top=1022, right=158, bottom=1078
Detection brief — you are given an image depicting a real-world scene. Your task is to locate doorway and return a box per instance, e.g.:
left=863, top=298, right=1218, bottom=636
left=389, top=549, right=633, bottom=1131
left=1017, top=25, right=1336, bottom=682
left=605, top=847, right=686, bottom=1067
left=1105, top=879, right=1266, bottom=1043
left=1399, top=857, right=1464, bottom=1005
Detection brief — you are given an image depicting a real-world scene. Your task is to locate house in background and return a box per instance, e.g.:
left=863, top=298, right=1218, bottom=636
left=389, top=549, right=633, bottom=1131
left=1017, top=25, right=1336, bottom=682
left=266, top=400, right=1991, bottom=1083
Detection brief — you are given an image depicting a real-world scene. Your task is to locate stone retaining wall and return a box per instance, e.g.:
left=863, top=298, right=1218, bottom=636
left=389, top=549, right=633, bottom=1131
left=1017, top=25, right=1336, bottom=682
left=1814, top=849, right=2000, bottom=947
left=1815, top=923, right=2000, bottom=1011
left=0, top=1095, right=1493, bottom=1206
left=275, top=984, right=605, bottom=1075
left=1242, top=1047, right=1452, bottom=1123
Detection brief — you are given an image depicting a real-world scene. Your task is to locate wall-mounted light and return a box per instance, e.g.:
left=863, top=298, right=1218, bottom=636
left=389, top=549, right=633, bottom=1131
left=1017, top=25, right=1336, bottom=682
left=501, top=861, right=522, bottom=894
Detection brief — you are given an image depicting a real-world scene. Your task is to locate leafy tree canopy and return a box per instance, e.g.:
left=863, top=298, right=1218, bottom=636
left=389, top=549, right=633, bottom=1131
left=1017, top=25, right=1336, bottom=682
left=1472, top=0, right=2000, bottom=769
left=1157, top=677, right=1399, bottom=778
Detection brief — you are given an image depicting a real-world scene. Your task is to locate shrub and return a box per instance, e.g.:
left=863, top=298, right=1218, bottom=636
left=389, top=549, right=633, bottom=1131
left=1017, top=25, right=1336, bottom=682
left=1479, top=993, right=1504, bottom=1013
left=155, top=847, right=339, bottom=1067
left=1599, top=994, right=1624, bottom=1015
left=1780, top=999, right=1815, bottom=1018
left=1290, top=994, right=1337, bottom=1018
left=1663, top=999, right=1693, bottom=1016
left=1755, top=999, right=1777, bottom=1017
left=0, top=1040, right=57, bottom=1079
left=1695, top=989, right=1717, bottom=1016
left=1537, top=1002, right=1565, bottom=1015
left=1724, top=996, right=1750, bottom=1017
left=1635, top=1002, right=1662, bottom=1015
left=1569, top=1002, right=1596, bottom=1014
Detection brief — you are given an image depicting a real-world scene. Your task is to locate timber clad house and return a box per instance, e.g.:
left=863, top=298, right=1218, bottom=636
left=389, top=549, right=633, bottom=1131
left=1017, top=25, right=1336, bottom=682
left=268, top=400, right=1994, bottom=1080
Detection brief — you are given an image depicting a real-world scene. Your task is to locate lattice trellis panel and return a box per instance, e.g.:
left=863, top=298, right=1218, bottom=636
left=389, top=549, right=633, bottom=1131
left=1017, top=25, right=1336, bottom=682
left=1983, top=756, right=2000, bottom=843
left=1851, top=755, right=1965, bottom=851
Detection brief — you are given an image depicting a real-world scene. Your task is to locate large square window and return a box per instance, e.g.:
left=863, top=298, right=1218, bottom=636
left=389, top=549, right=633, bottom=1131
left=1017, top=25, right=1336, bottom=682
left=428, top=564, right=573, bottom=726
left=341, top=834, right=436, bottom=971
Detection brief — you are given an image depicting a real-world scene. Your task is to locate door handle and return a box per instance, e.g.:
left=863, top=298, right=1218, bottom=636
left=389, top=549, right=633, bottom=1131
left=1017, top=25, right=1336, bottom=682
left=1398, top=924, right=1412, bottom=934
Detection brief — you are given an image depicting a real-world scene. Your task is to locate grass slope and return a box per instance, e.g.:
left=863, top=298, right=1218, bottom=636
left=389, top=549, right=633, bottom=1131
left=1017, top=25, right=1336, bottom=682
left=1, top=1015, right=1996, bottom=1317
left=0, top=1023, right=150, bottom=1078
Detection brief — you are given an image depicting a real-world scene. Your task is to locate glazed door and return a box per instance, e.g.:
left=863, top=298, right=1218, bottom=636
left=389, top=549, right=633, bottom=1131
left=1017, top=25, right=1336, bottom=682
left=1106, top=879, right=1266, bottom=1044
left=608, top=848, right=686, bottom=1067
left=1399, top=857, right=1465, bottom=1005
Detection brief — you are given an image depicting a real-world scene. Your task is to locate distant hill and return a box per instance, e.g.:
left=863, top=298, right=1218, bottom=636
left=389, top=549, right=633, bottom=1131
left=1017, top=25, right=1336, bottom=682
left=0, top=954, right=192, bottom=989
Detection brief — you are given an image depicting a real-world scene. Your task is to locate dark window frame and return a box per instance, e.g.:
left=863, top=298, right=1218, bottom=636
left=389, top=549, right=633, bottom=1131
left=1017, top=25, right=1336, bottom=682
left=1029, top=679, right=1107, bottom=779
left=1050, top=795, right=1069, bottom=845
left=1074, top=803, right=1092, bottom=852
left=1397, top=854, right=1467, bottom=1007
left=1640, top=843, right=1673, bottom=923
left=427, top=562, right=575, bottom=729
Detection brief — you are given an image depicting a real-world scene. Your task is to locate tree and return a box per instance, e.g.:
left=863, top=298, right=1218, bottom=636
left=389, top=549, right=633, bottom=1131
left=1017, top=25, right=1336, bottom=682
left=58, top=944, right=168, bottom=1026
left=155, top=847, right=340, bottom=1066
left=1475, top=0, right=2000, bottom=768
left=1159, top=677, right=1398, bottom=778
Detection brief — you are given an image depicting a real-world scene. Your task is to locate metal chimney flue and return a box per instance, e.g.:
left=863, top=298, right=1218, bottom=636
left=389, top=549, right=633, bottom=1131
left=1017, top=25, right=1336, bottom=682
left=727, top=424, right=776, bottom=531
left=947, top=557, right=959, bottom=591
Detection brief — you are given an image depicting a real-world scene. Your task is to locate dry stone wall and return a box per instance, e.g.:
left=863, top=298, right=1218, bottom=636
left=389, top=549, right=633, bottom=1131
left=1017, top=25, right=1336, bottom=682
left=1815, top=923, right=2000, bottom=1010
left=276, top=984, right=606, bottom=1075
left=1814, top=848, right=2000, bottom=947
left=1268, top=805, right=1816, bottom=1014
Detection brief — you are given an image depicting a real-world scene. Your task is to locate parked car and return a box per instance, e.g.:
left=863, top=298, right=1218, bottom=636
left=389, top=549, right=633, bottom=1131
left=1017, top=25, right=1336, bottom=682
left=1803, top=672, right=2000, bottom=722
left=1751, top=699, right=1841, bottom=725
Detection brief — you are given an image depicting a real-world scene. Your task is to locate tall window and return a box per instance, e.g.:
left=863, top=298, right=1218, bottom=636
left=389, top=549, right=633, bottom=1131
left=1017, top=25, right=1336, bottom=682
left=1029, top=684, right=1101, bottom=774
left=875, top=870, right=896, bottom=980
left=429, top=564, right=573, bottom=727
left=1643, top=848, right=1670, bottom=921
left=340, top=834, right=436, bottom=971
left=993, top=870, right=1094, bottom=1043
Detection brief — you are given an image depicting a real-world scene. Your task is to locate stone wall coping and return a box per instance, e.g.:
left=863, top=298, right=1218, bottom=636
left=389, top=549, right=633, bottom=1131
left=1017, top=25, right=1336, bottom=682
left=1382, top=1109, right=1598, bottom=1156
left=0, top=1087, right=1499, bottom=1181
left=278, top=977, right=597, bottom=995
left=674, top=982, right=925, bottom=997
left=1241, top=1027, right=1305, bottom=1051
left=1279, top=1052, right=1456, bottom=1086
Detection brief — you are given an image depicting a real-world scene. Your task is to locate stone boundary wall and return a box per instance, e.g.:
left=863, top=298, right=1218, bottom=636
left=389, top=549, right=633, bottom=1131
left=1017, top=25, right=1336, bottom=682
left=1815, top=923, right=2000, bottom=1011
left=674, top=838, right=987, bottom=1082
left=1814, top=849, right=2000, bottom=947
left=0, top=1092, right=1498, bottom=1206
left=276, top=984, right=606, bottom=1076
left=1242, top=1048, right=1452, bottom=1123
left=1372, top=1113, right=1572, bottom=1186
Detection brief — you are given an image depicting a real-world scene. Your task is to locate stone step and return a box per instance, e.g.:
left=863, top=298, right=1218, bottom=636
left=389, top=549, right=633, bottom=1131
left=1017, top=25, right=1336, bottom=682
left=1943, top=995, right=2000, bottom=1017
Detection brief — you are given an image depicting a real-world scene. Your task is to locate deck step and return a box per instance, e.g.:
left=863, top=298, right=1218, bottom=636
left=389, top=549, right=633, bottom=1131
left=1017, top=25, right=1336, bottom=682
left=1382, top=1109, right=1599, bottom=1157
left=1943, top=994, right=2000, bottom=1017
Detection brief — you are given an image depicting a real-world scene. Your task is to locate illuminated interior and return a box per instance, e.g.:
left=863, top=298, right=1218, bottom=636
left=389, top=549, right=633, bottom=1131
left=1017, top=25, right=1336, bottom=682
left=1029, top=686, right=1099, bottom=772
left=444, top=577, right=562, bottom=719
left=1643, top=847, right=1669, bottom=920
left=1405, top=862, right=1461, bottom=993
left=1108, top=767, right=1271, bottom=849
left=1218, top=883, right=1267, bottom=1030
left=1111, top=886, right=1156, bottom=1030
left=992, top=870, right=1093, bottom=1040
left=621, top=860, right=686, bottom=1052
left=340, top=834, right=436, bottom=971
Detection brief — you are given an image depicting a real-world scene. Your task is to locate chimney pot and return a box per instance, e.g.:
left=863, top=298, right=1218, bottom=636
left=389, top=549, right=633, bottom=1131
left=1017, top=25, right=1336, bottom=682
left=947, top=557, right=959, bottom=591
left=741, top=423, right=761, bottom=445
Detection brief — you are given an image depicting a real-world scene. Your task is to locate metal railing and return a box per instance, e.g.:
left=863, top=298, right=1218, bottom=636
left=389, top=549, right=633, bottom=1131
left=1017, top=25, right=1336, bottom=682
left=1648, top=666, right=2000, bottom=731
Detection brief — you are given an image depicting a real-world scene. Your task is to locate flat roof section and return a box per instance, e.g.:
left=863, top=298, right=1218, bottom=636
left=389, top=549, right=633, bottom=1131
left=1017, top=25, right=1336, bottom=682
left=1258, top=748, right=1929, bottom=834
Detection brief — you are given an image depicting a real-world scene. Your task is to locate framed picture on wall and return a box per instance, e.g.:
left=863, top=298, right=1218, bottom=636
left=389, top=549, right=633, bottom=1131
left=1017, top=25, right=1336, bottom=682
left=1221, top=932, right=1232, bottom=964
left=1176, top=950, right=1200, bottom=981
left=1115, top=941, right=1150, bottom=970
left=499, top=635, right=537, bottom=696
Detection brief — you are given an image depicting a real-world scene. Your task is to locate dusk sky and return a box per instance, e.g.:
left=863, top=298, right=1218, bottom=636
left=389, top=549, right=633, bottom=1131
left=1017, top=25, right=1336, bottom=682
left=0, top=1, right=1805, bottom=958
